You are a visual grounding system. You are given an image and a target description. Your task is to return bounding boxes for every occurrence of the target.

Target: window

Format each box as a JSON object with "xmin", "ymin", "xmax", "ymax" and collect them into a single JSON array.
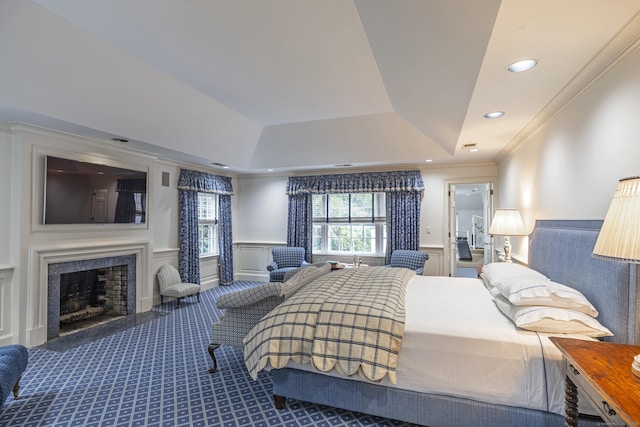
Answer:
[
  {"xmin": 133, "ymin": 193, "xmax": 145, "ymax": 223},
  {"xmin": 198, "ymin": 193, "xmax": 219, "ymax": 257},
  {"xmin": 312, "ymin": 193, "xmax": 386, "ymax": 255}
]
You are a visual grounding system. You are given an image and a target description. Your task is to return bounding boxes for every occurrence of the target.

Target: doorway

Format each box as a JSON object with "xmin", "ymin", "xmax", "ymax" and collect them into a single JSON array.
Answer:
[{"xmin": 447, "ymin": 182, "xmax": 494, "ymax": 277}]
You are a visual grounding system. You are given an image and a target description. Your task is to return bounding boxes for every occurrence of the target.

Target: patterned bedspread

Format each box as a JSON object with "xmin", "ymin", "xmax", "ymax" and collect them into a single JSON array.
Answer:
[{"xmin": 243, "ymin": 266, "xmax": 415, "ymax": 383}]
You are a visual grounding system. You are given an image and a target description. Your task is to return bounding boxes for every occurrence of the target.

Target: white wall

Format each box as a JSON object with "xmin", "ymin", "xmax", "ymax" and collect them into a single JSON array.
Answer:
[
  {"xmin": 421, "ymin": 165, "xmax": 497, "ymax": 275},
  {"xmin": 2, "ymin": 125, "xmax": 498, "ymax": 345},
  {"xmin": 0, "ymin": 126, "xmax": 16, "ymax": 345},
  {"xmin": 7, "ymin": 122, "xmax": 502, "ymax": 342},
  {"xmin": 235, "ymin": 174, "xmax": 289, "ymax": 243},
  {"xmin": 0, "ymin": 126, "xmax": 13, "ymax": 263},
  {"xmin": 497, "ymin": 45, "xmax": 640, "ymax": 261},
  {"xmin": 1, "ymin": 125, "xmax": 224, "ymax": 346},
  {"xmin": 235, "ymin": 163, "xmax": 498, "ymax": 278}
]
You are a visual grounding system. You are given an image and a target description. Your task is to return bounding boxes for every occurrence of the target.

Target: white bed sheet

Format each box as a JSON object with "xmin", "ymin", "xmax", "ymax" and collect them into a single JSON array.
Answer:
[
  {"xmin": 282, "ymin": 275, "xmax": 597, "ymax": 416},
  {"xmin": 398, "ymin": 275, "xmax": 567, "ymax": 414}
]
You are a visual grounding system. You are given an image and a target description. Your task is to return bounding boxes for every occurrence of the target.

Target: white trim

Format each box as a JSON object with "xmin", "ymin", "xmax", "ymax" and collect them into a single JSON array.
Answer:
[
  {"xmin": 31, "ymin": 144, "xmax": 151, "ymax": 234},
  {"xmin": 26, "ymin": 240, "xmax": 150, "ymax": 347},
  {"xmin": 0, "ymin": 266, "xmax": 14, "ymax": 344}
]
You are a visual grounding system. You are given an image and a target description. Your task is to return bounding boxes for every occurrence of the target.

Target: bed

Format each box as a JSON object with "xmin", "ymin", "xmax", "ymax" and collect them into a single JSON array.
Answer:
[{"xmin": 243, "ymin": 220, "xmax": 639, "ymax": 427}]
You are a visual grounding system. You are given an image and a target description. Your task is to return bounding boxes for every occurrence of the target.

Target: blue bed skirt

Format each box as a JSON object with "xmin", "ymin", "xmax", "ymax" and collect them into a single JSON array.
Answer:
[{"xmin": 273, "ymin": 368, "xmax": 603, "ymax": 427}]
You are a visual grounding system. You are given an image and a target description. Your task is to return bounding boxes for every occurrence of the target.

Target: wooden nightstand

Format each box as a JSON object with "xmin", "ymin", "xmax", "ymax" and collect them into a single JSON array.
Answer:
[{"xmin": 550, "ymin": 337, "xmax": 640, "ymax": 426}]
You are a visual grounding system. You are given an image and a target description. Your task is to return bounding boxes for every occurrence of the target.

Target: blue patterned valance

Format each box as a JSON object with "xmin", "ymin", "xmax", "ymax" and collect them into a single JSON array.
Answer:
[
  {"xmin": 286, "ymin": 170, "xmax": 424, "ymax": 195},
  {"xmin": 178, "ymin": 169, "xmax": 234, "ymax": 195}
]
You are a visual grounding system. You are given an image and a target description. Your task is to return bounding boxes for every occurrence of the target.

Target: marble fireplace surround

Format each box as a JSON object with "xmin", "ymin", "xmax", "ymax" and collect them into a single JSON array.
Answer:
[{"xmin": 28, "ymin": 241, "xmax": 150, "ymax": 347}]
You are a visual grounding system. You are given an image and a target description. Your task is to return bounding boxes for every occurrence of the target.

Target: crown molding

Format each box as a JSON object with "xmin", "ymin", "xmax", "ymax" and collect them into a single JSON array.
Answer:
[{"xmin": 496, "ymin": 11, "xmax": 640, "ymax": 162}]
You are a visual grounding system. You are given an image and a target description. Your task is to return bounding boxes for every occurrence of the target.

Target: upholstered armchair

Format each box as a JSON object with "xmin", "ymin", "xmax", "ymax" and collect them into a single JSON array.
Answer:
[
  {"xmin": 267, "ymin": 247, "xmax": 310, "ymax": 282},
  {"xmin": 0, "ymin": 345, "xmax": 28, "ymax": 408},
  {"xmin": 208, "ymin": 262, "xmax": 331, "ymax": 373},
  {"xmin": 156, "ymin": 264, "xmax": 200, "ymax": 308},
  {"xmin": 388, "ymin": 249, "xmax": 429, "ymax": 275}
]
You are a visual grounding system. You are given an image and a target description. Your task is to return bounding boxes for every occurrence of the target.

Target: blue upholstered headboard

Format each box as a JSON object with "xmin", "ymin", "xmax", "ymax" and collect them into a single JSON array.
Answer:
[{"xmin": 528, "ymin": 220, "xmax": 639, "ymax": 344}]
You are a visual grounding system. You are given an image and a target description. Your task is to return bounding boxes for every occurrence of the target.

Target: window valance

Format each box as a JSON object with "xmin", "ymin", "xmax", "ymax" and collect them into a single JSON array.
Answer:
[
  {"xmin": 117, "ymin": 179, "xmax": 146, "ymax": 193},
  {"xmin": 178, "ymin": 169, "xmax": 234, "ymax": 195},
  {"xmin": 286, "ymin": 170, "xmax": 424, "ymax": 195}
]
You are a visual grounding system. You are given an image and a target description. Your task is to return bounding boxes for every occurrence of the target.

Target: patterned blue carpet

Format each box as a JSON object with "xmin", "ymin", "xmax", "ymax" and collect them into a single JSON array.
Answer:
[{"xmin": 0, "ymin": 282, "xmax": 417, "ymax": 426}]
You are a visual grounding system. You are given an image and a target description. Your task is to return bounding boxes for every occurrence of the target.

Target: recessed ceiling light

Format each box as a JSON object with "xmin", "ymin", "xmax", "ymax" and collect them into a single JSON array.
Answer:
[
  {"xmin": 484, "ymin": 111, "xmax": 505, "ymax": 119},
  {"xmin": 267, "ymin": 168, "xmax": 274, "ymax": 172},
  {"xmin": 507, "ymin": 59, "xmax": 538, "ymax": 73},
  {"xmin": 424, "ymin": 159, "xmax": 433, "ymax": 163}
]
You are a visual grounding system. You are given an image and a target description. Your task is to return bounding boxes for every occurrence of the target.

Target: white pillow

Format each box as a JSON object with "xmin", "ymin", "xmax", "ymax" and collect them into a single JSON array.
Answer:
[
  {"xmin": 488, "ymin": 285, "xmax": 502, "ymax": 298},
  {"xmin": 494, "ymin": 295, "xmax": 612, "ymax": 338},
  {"xmin": 493, "ymin": 278, "xmax": 598, "ymax": 317},
  {"xmin": 481, "ymin": 262, "xmax": 549, "ymax": 288}
]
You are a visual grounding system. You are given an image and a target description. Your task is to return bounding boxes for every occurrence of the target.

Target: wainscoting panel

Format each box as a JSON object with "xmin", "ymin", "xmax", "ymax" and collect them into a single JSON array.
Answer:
[
  {"xmin": 311, "ymin": 254, "xmax": 385, "ymax": 267},
  {"xmin": 422, "ymin": 247, "xmax": 444, "ymax": 276},
  {"xmin": 0, "ymin": 266, "xmax": 13, "ymax": 345},
  {"xmin": 200, "ymin": 256, "xmax": 220, "ymax": 289},
  {"xmin": 234, "ymin": 243, "xmax": 277, "ymax": 282},
  {"xmin": 233, "ymin": 244, "xmax": 446, "ymax": 280}
]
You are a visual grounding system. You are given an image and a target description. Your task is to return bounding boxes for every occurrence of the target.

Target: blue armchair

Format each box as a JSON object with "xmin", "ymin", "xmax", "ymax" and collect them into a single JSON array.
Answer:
[
  {"xmin": 267, "ymin": 247, "xmax": 310, "ymax": 282},
  {"xmin": 388, "ymin": 250, "xmax": 429, "ymax": 275}
]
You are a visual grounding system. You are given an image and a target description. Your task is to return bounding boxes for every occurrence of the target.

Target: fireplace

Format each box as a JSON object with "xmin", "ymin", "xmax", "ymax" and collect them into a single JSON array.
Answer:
[
  {"xmin": 58, "ymin": 265, "xmax": 129, "ymax": 335},
  {"xmin": 48, "ymin": 255, "xmax": 136, "ymax": 339}
]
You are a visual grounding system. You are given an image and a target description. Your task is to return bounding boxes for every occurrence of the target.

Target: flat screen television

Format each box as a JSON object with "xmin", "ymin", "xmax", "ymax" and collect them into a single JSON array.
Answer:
[{"xmin": 44, "ymin": 155, "xmax": 147, "ymax": 225}]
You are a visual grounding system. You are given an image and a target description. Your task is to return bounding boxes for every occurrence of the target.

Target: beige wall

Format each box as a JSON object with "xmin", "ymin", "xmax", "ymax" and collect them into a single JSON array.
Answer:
[{"xmin": 497, "ymin": 45, "xmax": 640, "ymax": 261}]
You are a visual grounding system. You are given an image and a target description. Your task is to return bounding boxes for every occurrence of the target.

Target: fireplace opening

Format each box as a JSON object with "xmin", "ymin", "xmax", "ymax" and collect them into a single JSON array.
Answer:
[
  {"xmin": 48, "ymin": 254, "xmax": 136, "ymax": 340},
  {"xmin": 58, "ymin": 265, "xmax": 128, "ymax": 336}
]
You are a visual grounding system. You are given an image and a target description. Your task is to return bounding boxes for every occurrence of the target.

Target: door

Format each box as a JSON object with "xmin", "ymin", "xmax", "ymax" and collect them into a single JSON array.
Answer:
[
  {"xmin": 448, "ymin": 184, "xmax": 457, "ymax": 276},
  {"xmin": 92, "ymin": 189, "xmax": 108, "ymax": 223},
  {"xmin": 484, "ymin": 183, "xmax": 494, "ymax": 263},
  {"xmin": 447, "ymin": 181, "xmax": 495, "ymax": 277}
]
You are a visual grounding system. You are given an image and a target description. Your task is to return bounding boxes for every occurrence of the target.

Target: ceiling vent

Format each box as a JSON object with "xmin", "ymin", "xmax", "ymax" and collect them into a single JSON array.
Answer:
[{"xmin": 462, "ymin": 144, "xmax": 478, "ymax": 152}]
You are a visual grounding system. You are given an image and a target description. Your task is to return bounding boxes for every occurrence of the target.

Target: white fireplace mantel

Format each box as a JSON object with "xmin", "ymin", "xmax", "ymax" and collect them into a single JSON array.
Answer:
[{"xmin": 27, "ymin": 240, "xmax": 151, "ymax": 347}]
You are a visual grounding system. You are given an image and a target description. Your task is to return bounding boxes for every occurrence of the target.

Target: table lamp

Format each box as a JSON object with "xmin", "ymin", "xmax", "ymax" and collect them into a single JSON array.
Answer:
[
  {"xmin": 592, "ymin": 176, "xmax": 640, "ymax": 377},
  {"xmin": 489, "ymin": 209, "xmax": 527, "ymax": 262}
]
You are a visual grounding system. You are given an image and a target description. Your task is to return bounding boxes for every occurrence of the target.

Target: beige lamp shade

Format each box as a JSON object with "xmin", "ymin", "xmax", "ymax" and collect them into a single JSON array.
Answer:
[
  {"xmin": 593, "ymin": 176, "xmax": 640, "ymax": 263},
  {"xmin": 489, "ymin": 209, "xmax": 527, "ymax": 236}
]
